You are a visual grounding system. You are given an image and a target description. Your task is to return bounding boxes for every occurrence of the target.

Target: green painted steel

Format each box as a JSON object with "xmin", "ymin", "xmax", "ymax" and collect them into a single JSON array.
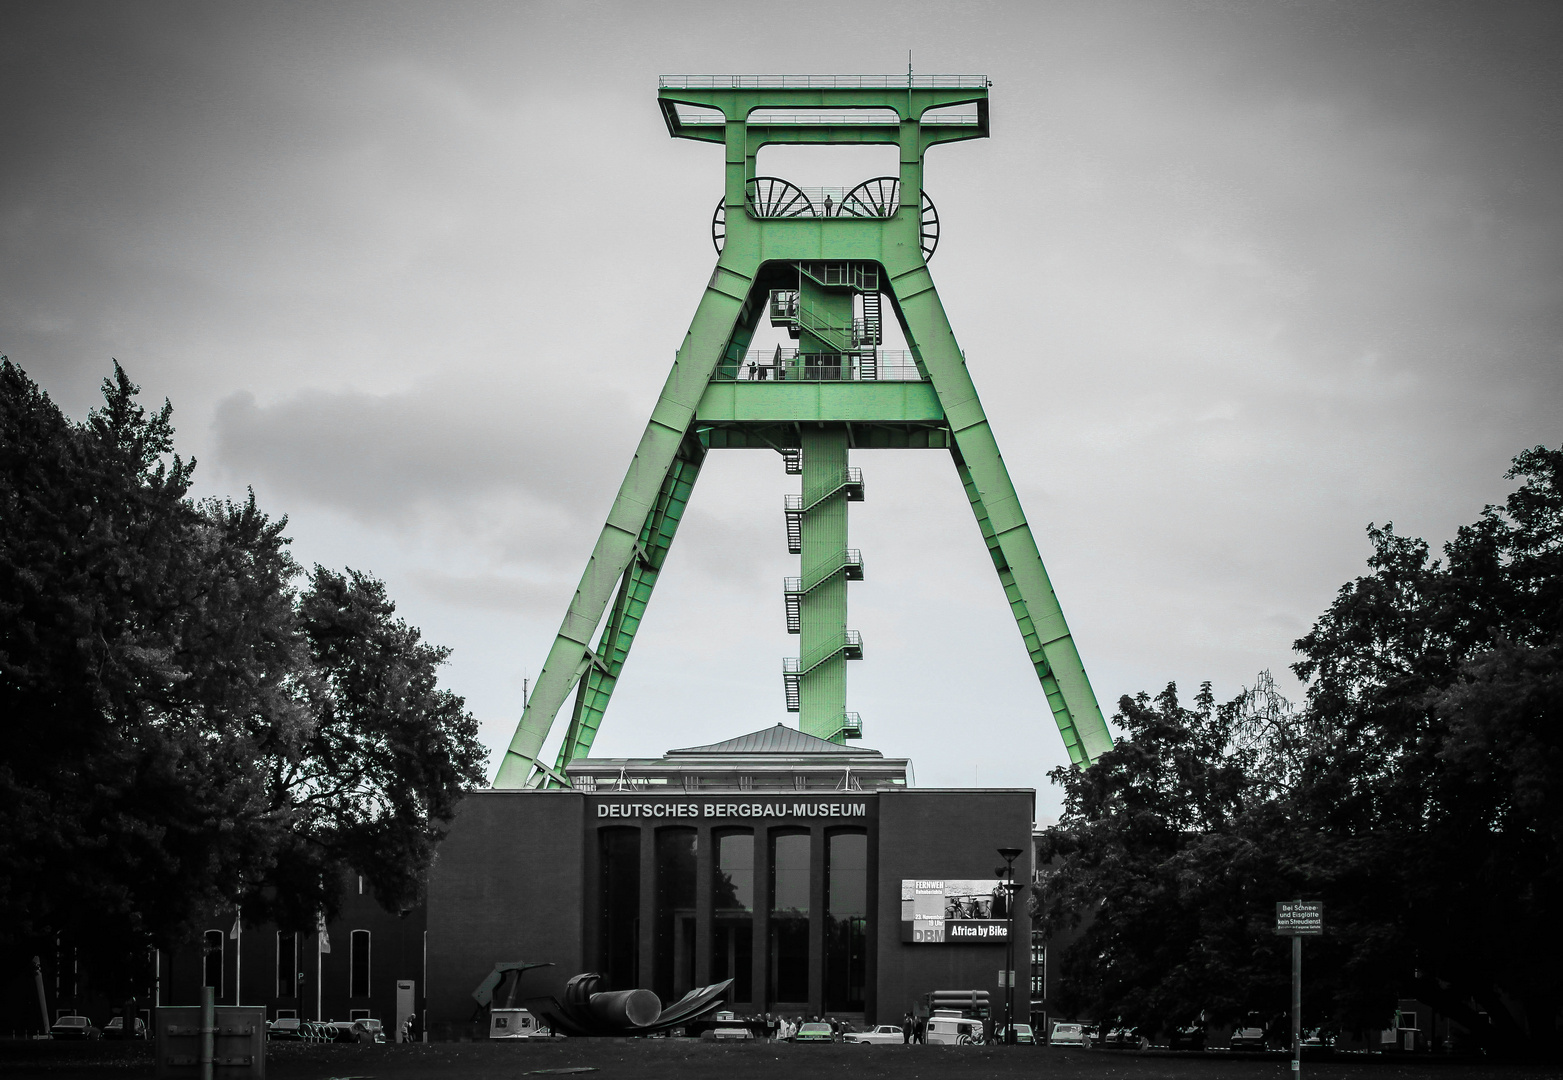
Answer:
[
  {"xmin": 796, "ymin": 425, "xmax": 854, "ymax": 741},
  {"xmin": 493, "ymin": 75, "xmax": 1112, "ymax": 789},
  {"xmin": 552, "ymin": 442, "xmax": 705, "ymax": 769}
]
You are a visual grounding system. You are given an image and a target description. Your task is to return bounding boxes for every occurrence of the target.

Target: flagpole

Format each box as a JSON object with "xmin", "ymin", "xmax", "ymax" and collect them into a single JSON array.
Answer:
[{"xmin": 234, "ymin": 911, "xmax": 241, "ymax": 1007}]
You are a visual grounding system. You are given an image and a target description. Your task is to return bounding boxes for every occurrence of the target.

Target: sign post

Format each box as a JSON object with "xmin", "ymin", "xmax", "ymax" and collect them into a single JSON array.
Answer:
[{"xmin": 1275, "ymin": 901, "xmax": 1324, "ymax": 1075}]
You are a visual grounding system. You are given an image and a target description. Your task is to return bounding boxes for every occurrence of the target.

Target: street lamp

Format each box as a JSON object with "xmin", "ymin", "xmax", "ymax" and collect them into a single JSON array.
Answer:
[{"xmin": 997, "ymin": 846, "xmax": 1023, "ymax": 1045}]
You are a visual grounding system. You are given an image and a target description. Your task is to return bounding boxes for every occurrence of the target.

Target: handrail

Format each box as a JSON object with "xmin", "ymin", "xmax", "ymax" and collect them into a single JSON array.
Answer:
[
  {"xmin": 750, "ymin": 187, "xmax": 896, "ymax": 219},
  {"xmin": 660, "ymin": 74, "xmax": 990, "ymax": 89},
  {"xmin": 803, "ymin": 467, "xmax": 863, "ymax": 512},
  {"xmin": 784, "ymin": 629, "xmax": 864, "ymax": 678},
  {"xmin": 785, "ymin": 549, "xmax": 864, "ymax": 595},
  {"xmin": 795, "ymin": 302, "xmax": 857, "ymax": 350},
  {"xmin": 722, "ymin": 351, "xmax": 925, "ymax": 383}
]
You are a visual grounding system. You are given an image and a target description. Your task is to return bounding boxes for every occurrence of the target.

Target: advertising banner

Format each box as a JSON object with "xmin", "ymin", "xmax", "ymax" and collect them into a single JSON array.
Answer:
[{"xmin": 900, "ymin": 879, "xmax": 1011, "ymax": 943}]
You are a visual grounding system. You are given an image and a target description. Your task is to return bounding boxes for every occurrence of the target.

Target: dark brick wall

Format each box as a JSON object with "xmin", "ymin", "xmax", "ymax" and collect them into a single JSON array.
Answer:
[
  {"xmin": 425, "ymin": 789, "xmax": 586, "ymax": 1036},
  {"xmin": 874, "ymin": 789, "xmax": 1034, "ymax": 1025}
]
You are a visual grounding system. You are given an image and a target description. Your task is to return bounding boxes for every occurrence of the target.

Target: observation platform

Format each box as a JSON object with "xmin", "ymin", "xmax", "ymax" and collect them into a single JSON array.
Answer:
[{"xmin": 658, "ymin": 73, "xmax": 990, "ymax": 143}]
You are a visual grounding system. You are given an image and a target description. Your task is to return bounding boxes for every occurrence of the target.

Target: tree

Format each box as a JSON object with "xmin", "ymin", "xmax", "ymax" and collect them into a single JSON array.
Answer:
[
  {"xmin": 1034, "ymin": 683, "xmax": 1304, "ymax": 1035},
  {"xmin": 1036, "ymin": 447, "xmax": 1563, "ymax": 1057},
  {"xmin": 1287, "ymin": 446, "xmax": 1563, "ymax": 1051},
  {"xmin": 0, "ymin": 358, "xmax": 487, "ymax": 994}
]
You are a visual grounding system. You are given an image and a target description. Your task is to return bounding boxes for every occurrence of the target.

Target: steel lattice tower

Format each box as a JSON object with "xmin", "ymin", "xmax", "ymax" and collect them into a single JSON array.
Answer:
[{"xmin": 494, "ymin": 74, "xmax": 1113, "ymax": 788}]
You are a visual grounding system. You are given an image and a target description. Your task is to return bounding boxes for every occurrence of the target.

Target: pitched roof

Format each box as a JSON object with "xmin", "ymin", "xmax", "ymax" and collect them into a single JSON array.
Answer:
[{"xmin": 667, "ymin": 723, "xmax": 882, "ymax": 757}]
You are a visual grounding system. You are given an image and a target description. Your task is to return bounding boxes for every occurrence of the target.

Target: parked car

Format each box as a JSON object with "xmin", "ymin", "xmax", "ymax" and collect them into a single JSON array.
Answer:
[
  {"xmin": 49, "ymin": 1016, "xmax": 100, "ymax": 1041},
  {"xmin": 791, "ymin": 1022, "xmax": 836, "ymax": 1043},
  {"xmin": 925, "ymin": 1016, "xmax": 985, "ymax": 1045},
  {"xmin": 710, "ymin": 1026, "xmax": 754, "ymax": 1040},
  {"xmin": 103, "ymin": 1016, "xmax": 147, "ymax": 1040},
  {"xmin": 1301, "ymin": 1027, "xmax": 1336, "ymax": 1054},
  {"xmin": 1229, "ymin": 1025, "xmax": 1267, "ymax": 1050},
  {"xmin": 844, "ymin": 1024, "xmax": 907, "ymax": 1045},
  {"xmin": 992, "ymin": 1023, "xmax": 1036, "ymax": 1044},
  {"xmin": 324, "ymin": 1019, "xmax": 385, "ymax": 1044},
  {"xmin": 1049, "ymin": 1022, "xmax": 1088, "ymax": 1047},
  {"xmin": 1168, "ymin": 1022, "xmax": 1206, "ymax": 1050},
  {"xmin": 1103, "ymin": 1024, "xmax": 1142, "ymax": 1049}
]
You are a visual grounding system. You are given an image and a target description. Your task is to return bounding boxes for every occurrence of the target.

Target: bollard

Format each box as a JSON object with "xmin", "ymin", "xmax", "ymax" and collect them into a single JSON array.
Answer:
[{"xmin": 199, "ymin": 987, "xmax": 215, "ymax": 1080}]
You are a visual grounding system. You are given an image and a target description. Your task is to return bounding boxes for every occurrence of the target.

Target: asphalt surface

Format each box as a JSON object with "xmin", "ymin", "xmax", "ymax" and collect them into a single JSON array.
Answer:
[{"xmin": 1, "ymin": 1039, "xmax": 1553, "ymax": 1079}]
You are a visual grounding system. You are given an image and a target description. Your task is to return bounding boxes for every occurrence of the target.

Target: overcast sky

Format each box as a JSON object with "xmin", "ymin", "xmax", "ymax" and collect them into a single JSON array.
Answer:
[{"xmin": 4, "ymin": 1, "xmax": 1559, "ymax": 816}]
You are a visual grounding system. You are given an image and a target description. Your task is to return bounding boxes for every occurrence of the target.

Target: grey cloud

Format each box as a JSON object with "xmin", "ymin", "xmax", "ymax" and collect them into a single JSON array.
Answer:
[{"xmin": 212, "ymin": 379, "xmax": 637, "ymax": 528}]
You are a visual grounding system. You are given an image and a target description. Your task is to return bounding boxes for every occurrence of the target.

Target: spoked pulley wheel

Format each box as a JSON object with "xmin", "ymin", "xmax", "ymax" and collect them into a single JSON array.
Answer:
[
  {"xmin": 746, "ymin": 176, "xmax": 814, "ymax": 218},
  {"xmin": 839, "ymin": 176, "xmax": 940, "ymax": 261},
  {"xmin": 712, "ymin": 199, "xmax": 726, "ymax": 254},
  {"xmin": 919, "ymin": 189, "xmax": 939, "ymax": 261},
  {"xmin": 840, "ymin": 176, "xmax": 901, "ymax": 218}
]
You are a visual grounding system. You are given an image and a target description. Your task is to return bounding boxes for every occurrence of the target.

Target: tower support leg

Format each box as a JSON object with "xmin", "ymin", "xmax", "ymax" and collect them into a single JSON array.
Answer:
[
  {"xmin": 549, "ymin": 441, "xmax": 706, "ymax": 779},
  {"xmin": 890, "ymin": 264, "xmax": 1114, "ymax": 766},
  {"xmin": 493, "ymin": 268, "xmax": 752, "ymax": 787}
]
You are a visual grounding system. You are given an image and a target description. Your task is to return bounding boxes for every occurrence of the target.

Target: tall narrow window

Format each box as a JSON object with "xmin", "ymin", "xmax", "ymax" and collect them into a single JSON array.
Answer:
[
  {"xmin": 597, "ymin": 829, "xmax": 641, "ymax": 990},
  {"xmin": 711, "ymin": 830, "xmax": 753, "ymax": 1003},
  {"xmin": 769, "ymin": 831, "xmax": 810, "ymax": 1004},
  {"xmin": 824, "ymin": 830, "xmax": 867, "ymax": 1011},
  {"xmin": 654, "ymin": 828, "xmax": 697, "ymax": 1005},
  {"xmin": 350, "ymin": 930, "xmax": 371, "ymax": 998},
  {"xmin": 276, "ymin": 932, "xmax": 298, "ymax": 999},
  {"xmin": 202, "ymin": 930, "xmax": 223, "ymax": 994}
]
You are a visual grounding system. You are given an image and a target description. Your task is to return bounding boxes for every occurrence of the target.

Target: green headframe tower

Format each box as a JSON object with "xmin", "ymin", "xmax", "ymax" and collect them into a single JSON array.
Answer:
[{"xmin": 494, "ymin": 74, "xmax": 1113, "ymax": 789}]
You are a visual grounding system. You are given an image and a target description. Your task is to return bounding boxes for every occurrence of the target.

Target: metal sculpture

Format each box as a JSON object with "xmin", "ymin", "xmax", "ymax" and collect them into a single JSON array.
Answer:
[
  {"xmin": 475, "ymin": 964, "xmax": 732, "ymax": 1037},
  {"xmin": 523, "ymin": 973, "xmax": 734, "ymax": 1037},
  {"xmin": 494, "ymin": 74, "xmax": 1114, "ymax": 789}
]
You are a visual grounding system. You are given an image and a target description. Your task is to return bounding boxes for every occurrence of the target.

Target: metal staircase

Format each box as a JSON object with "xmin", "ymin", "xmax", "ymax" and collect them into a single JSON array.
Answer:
[
  {"xmin": 862, "ymin": 290, "xmax": 882, "ymax": 345},
  {"xmin": 783, "ymin": 630, "xmax": 864, "ymax": 709},
  {"xmin": 783, "ymin": 549, "xmax": 864, "ymax": 633}
]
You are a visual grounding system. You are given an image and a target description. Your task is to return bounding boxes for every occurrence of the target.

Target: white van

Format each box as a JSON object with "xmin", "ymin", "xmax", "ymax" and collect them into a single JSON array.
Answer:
[
  {"xmin": 925, "ymin": 1017, "xmax": 985, "ymax": 1045},
  {"xmin": 490, "ymin": 1008, "xmax": 550, "ymax": 1039}
]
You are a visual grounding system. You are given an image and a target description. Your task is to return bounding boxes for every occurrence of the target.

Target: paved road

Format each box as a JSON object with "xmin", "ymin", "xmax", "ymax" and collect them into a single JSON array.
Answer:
[{"xmin": 1, "ymin": 1040, "xmax": 1552, "ymax": 1080}]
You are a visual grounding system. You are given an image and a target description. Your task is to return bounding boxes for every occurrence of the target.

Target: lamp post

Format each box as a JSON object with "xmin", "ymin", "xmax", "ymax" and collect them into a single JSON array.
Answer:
[{"xmin": 998, "ymin": 846, "xmax": 1023, "ymax": 1045}]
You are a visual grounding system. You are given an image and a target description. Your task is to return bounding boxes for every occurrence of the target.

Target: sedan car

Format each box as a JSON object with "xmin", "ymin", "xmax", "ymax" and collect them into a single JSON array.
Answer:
[
  {"xmin": 791, "ymin": 1022, "xmax": 836, "ymax": 1042},
  {"xmin": 49, "ymin": 1016, "xmax": 100, "ymax": 1040},
  {"xmin": 993, "ymin": 1024, "xmax": 1036, "ymax": 1044},
  {"xmin": 103, "ymin": 1016, "xmax": 147, "ymax": 1040},
  {"xmin": 267, "ymin": 1017, "xmax": 305, "ymax": 1041},
  {"xmin": 1049, "ymin": 1022, "xmax": 1088, "ymax": 1046},
  {"xmin": 1168, "ymin": 1023, "xmax": 1206, "ymax": 1050},
  {"xmin": 1103, "ymin": 1025, "xmax": 1143, "ymax": 1049},
  {"xmin": 844, "ymin": 1024, "xmax": 907, "ymax": 1045}
]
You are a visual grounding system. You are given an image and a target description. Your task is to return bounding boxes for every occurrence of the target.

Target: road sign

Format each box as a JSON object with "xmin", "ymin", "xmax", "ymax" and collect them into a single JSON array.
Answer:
[{"xmin": 1275, "ymin": 900, "xmax": 1323, "ymax": 936}]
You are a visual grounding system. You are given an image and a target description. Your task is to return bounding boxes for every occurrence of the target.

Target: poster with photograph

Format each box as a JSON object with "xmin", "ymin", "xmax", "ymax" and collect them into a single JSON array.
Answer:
[{"xmin": 900, "ymin": 879, "xmax": 1011, "ymax": 943}]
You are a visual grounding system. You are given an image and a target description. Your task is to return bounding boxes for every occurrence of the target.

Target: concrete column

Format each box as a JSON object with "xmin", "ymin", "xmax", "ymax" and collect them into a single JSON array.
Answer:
[
  {"xmin": 808, "ymin": 823, "xmax": 827, "ymax": 1017},
  {"xmin": 753, "ymin": 827, "xmax": 772, "ymax": 1013},
  {"xmin": 695, "ymin": 825, "xmax": 713, "ymax": 988},
  {"xmin": 637, "ymin": 825, "xmax": 655, "ymax": 991}
]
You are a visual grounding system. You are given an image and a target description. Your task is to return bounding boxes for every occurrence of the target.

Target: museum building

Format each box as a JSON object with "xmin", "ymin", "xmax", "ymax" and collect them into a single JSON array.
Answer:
[
  {"xmin": 15, "ymin": 725, "xmax": 1034, "ymax": 1039},
  {"xmin": 424, "ymin": 724, "xmax": 1035, "ymax": 1035}
]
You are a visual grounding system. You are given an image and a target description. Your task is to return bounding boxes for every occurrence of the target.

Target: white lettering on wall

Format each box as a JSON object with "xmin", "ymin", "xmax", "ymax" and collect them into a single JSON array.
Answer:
[{"xmin": 595, "ymin": 800, "xmax": 868, "ymax": 819}]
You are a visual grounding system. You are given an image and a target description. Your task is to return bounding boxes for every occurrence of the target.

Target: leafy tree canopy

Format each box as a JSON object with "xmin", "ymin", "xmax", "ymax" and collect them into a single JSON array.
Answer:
[
  {"xmin": 0, "ymin": 358, "xmax": 487, "ymax": 989},
  {"xmin": 1037, "ymin": 447, "xmax": 1563, "ymax": 1058}
]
